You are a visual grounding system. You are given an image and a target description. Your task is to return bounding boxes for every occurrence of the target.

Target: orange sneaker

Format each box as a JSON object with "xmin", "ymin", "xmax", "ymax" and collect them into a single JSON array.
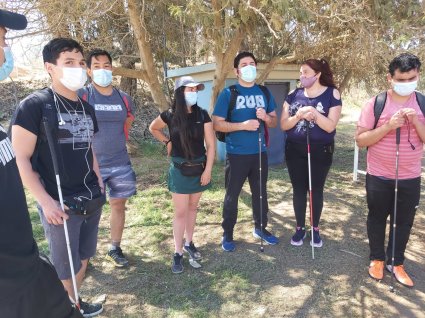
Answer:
[
  {"xmin": 386, "ymin": 265, "xmax": 414, "ymax": 288},
  {"xmin": 368, "ymin": 260, "xmax": 384, "ymax": 280}
]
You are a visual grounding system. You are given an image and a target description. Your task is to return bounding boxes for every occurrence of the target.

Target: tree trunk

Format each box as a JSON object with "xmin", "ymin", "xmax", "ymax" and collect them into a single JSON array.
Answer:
[
  {"xmin": 208, "ymin": 0, "xmax": 245, "ymax": 113},
  {"xmin": 119, "ymin": 34, "xmax": 138, "ymax": 97},
  {"xmin": 127, "ymin": 0, "xmax": 169, "ymax": 111},
  {"xmin": 113, "ymin": 66, "xmax": 147, "ymax": 80},
  {"xmin": 339, "ymin": 70, "xmax": 353, "ymax": 95}
]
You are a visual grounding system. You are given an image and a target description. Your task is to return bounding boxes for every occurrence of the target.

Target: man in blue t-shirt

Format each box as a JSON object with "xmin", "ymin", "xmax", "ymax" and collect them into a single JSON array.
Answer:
[
  {"xmin": 212, "ymin": 51, "xmax": 279, "ymax": 251},
  {"xmin": 79, "ymin": 49, "xmax": 137, "ymax": 268}
]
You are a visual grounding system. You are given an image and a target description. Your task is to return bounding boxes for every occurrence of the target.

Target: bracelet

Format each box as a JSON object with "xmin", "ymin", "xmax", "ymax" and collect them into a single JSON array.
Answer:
[{"xmin": 163, "ymin": 140, "xmax": 171, "ymax": 146}]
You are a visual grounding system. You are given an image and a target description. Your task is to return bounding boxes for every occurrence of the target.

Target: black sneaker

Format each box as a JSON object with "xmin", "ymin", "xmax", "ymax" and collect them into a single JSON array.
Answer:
[
  {"xmin": 79, "ymin": 298, "xmax": 103, "ymax": 318},
  {"xmin": 290, "ymin": 227, "xmax": 306, "ymax": 246},
  {"xmin": 172, "ymin": 253, "xmax": 183, "ymax": 274},
  {"xmin": 184, "ymin": 241, "xmax": 202, "ymax": 261},
  {"xmin": 107, "ymin": 247, "xmax": 129, "ymax": 268}
]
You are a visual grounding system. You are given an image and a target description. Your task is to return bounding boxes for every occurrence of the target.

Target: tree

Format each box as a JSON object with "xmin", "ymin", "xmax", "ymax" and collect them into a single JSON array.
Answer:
[{"xmin": 4, "ymin": 0, "xmax": 425, "ymax": 111}]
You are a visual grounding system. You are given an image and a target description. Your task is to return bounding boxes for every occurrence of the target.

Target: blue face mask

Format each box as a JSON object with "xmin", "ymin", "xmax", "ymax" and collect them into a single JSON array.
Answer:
[
  {"xmin": 392, "ymin": 80, "xmax": 418, "ymax": 97},
  {"xmin": 184, "ymin": 91, "xmax": 197, "ymax": 106},
  {"xmin": 0, "ymin": 47, "xmax": 14, "ymax": 81},
  {"xmin": 92, "ymin": 69, "xmax": 113, "ymax": 87},
  {"xmin": 239, "ymin": 65, "xmax": 257, "ymax": 83}
]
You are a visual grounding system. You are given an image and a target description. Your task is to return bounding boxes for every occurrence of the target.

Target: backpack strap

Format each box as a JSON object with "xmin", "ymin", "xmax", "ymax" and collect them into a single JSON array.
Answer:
[
  {"xmin": 31, "ymin": 88, "xmax": 63, "ymax": 173},
  {"xmin": 114, "ymin": 88, "xmax": 133, "ymax": 116},
  {"xmin": 373, "ymin": 91, "xmax": 387, "ymax": 129},
  {"xmin": 227, "ymin": 85, "xmax": 239, "ymax": 122},
  {"xmin": 258, "ymin": 84, "xmax": 271, "ymax": 105},
  {"xmin": 81, "ymin": 92, "xmax": 88, "ymax": 103},
  {"xmin": 415, "ymin": 91, "xmax": 425, "ymax": 117},
  {"xmin": 114, "ymin": 88, "xmax": 134, "ymax": 140}
]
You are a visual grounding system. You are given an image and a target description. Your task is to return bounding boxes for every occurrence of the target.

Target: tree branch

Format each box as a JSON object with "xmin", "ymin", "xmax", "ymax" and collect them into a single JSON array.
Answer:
[
  {"xmin": 246, "ymin": 0, "xmax": 279, "ymax": 39},
  {"xmin": 257, "ymin": 54, "xmax": 297, "ymax": 83},
  {"xmin": 113, "ymin": 66, "xmax": 148, "ymax": 81}
]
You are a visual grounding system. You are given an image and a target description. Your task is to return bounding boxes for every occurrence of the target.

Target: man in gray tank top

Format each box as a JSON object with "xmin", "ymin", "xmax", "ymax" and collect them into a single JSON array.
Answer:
[{"xmin": 79, "ymin": 49, "xmax": 137, "ymax": 268}]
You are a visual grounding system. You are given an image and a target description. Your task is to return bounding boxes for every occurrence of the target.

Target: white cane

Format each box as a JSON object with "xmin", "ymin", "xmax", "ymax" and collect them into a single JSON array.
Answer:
[{"xmin": 43, "ymin": 118, "xmax": 80, "ymax": 309}]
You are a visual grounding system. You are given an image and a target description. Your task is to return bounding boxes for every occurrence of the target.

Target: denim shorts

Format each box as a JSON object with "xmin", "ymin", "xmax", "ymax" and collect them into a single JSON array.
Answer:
[
  {"xmin": 38, "ymin": 206, "xmax": 102, "ymax": 280},
  {"xmin": 100, "ymin": 164, "xmax": 137, "ymax": 199}
]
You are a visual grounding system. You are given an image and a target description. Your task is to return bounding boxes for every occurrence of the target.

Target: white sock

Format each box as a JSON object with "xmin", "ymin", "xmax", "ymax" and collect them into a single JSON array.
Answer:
[{"xmin": 109, "ymin": 244, "xmax": 119, "ymax": 251}]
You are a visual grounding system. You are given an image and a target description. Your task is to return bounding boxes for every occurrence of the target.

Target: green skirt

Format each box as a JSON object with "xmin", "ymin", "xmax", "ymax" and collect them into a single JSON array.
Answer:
[{"xmin": 168, "ymin": 156, "xmax": 212, "ymax": 194}]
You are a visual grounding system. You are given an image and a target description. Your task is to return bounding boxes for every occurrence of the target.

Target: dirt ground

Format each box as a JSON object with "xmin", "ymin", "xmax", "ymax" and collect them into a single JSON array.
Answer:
[{"xmin": 72, "ymin": 106, "xmax": 425, "ymax": 318}]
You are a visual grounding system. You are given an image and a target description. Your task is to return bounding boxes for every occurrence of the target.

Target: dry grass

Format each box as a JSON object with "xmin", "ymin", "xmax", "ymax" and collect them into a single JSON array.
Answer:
[{"xmin": 28, "ymin": 105, "xmax": 425, "ymax": 318}]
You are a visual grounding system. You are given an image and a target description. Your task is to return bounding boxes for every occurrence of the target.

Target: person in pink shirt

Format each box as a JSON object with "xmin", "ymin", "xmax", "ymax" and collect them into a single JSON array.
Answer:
[{"xmin": 356, "ymin": 53, "xmax": 425, "ymax": 288}]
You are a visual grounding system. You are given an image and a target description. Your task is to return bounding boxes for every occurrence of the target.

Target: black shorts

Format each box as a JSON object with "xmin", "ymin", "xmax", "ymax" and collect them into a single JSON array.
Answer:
[{"xmin": 0, "ymin": 256, "xmax": 83, "ymax": 318}]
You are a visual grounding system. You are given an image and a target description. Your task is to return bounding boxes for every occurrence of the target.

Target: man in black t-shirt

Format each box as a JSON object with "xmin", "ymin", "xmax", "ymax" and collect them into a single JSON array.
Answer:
[
  {"xmin": 0, "ymin": 9, "xmax": 82, "ymax": 318},
  {"xmin": 11, "ymin": 38, "xmax": 105, "ymax": 317}
]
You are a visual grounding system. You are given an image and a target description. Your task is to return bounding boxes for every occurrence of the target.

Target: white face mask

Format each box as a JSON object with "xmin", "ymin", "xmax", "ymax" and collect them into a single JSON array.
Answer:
[
  {"xmin": 185, "ymin": 91, "xmax": 197, "ymax": 106},
  {"xmin": 392, "ymin": 80, "xmax": 418, "ymax": 97},
  {"xmin": 59, "ymin": 67, "xmax": 87, "ymax": 91},
  {"xmin": 92, "ymin": 69, "xmax": 112, "ymax": 87},
  {"xmin": 239, "ymin": 65, "xmax": 257, "ymax": 83}
]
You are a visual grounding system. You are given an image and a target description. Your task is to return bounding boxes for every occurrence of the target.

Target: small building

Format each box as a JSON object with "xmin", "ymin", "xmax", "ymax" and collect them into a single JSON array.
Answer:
[{"xmin": 167, "ymin": 62, "xmax": 300, "ymax": 165}]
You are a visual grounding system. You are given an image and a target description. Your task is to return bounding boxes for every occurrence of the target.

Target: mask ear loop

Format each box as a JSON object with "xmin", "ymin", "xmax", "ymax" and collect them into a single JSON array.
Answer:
[
  {"xmin": 404, "ymin": 115, "xmax": 416, "ymax": 150},
  {"xmin": 77, "ymin": 96, "xmax": 94, "ymax": 201},
  {"xmin": 52, "ymin": 90, "xmax": 66, "ymax": 126}
]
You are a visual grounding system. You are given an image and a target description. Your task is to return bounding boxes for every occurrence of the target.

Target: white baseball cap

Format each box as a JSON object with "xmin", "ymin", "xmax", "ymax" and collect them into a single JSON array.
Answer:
[{"xmin": 174, "ymin": 76, "xmax": 205, "ymax": 91}]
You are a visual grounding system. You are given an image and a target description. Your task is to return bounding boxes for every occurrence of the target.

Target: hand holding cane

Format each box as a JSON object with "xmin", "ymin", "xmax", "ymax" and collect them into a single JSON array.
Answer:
[
  {"xmin": 43, "ymin": 118, "xmax": 80, "ymax": 308},
  {"xmin": 389, "ymin": 127, "xmax": 401, "ymax": 293}
]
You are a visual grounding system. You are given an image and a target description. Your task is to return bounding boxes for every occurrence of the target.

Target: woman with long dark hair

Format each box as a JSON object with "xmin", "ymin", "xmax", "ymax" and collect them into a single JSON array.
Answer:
[
  {"xmin": 149, "ymin": 76, "xmax": 215, "ymax": 273},
  {"xmin": 280, "ymin": 59, "xmax": 342, "ymax": 247}
]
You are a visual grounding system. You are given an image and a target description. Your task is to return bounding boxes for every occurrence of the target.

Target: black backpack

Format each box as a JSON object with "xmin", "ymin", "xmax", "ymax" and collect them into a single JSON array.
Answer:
[
  {"xmin": 216, "ymin": 84, "xmax": 271, "ymax": 142},
  {"xmin": 373, "ymin": 91, "xmax": 425, "ymax": 129}
]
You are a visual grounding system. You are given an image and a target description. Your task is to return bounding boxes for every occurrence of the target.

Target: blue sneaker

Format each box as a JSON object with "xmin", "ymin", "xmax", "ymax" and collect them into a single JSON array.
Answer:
[
  {"xmin": 253, "ymin": 228, "xmax": 279, "ymax": 245},
  {"xmin": 310, "ymin": 227, "xmax": 323, "ymax": 248},
  {"xmin": 222, "ymin": 234, "xmax": 235, "ymax": 252},
  {"xmin": 290, "ymin": 227, "xmax": 306, "ymax": 246}
]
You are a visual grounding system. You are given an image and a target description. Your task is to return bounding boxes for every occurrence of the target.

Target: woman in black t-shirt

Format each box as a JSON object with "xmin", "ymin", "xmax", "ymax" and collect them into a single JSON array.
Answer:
[{"xmin": 149, "ymin": 76, "xmax": 215, "ymax": 273}]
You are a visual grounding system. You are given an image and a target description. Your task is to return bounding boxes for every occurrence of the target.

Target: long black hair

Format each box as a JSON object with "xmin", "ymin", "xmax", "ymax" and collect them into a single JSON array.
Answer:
[{"xmin": 170, "ymin": 86, "xmax": 198, "ymax": 159}]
